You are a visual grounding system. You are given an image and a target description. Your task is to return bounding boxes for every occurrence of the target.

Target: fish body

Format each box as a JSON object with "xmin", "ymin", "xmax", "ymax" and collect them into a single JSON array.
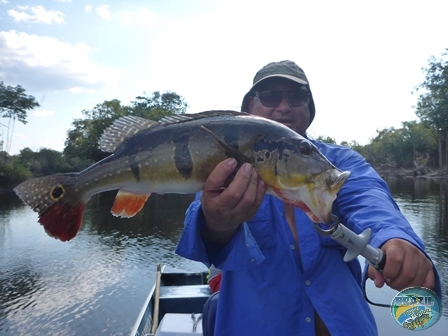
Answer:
[{"xmin": 14, "ymin": 110, "xmax": 350, "ymax": 241}]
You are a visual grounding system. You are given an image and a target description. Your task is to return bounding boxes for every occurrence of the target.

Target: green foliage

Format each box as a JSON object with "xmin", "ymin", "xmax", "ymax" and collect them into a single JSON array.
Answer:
[
  {"xmin": 401, "ymin": 121, "xmax": 437, "ymax": 155},
  {"xmin": 0, "ymin": 81, "xmax": 40, "ymax": 124},
  {"xmin": 0, "ymin": 155, "xmax": 32, "ymax": 185},
  {"xmin": 64, "ymin": 92, "xmax": 187, "ymax": 165},
  {"xmin": 367, "ymin": 127, "xmax": 412, "ymax": 167},
  {"xmin": 361, "ymin": 122, "xmax": 438, "ymax": 168},
  {"xmin": 0, "ymin": 81, "xmax": 40, "ymax": 154},
  {"xmin": 17, "ymin": 147, "xmax": 72, "ymax": 177},
  {"xmin": 413, "ymin": 49, "xmax": 448, "ymax": 168},
  {"xmin": 414, "ymin": 49, "xmax": 448, "ymax": 131},
  {"xmin": 130, "ymin": 91, "xmax": 188, "ymax": 120},
  {"xmin": 64, "ymin": 99, "xmax": 130, "ymax": 164},
  {"xmin": 315, "ymin": 135, "xmax": 337, "ymax": 144}
]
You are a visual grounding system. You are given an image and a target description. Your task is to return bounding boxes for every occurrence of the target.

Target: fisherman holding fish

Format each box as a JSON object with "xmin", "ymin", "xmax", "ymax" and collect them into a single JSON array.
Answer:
[
  {"xmin": 14, "ymin": 59, "xmax": 441, "ymax": 335},
  {"xmin": 175, "ymin": 61, "xmax": 441, "ymax": 335}
]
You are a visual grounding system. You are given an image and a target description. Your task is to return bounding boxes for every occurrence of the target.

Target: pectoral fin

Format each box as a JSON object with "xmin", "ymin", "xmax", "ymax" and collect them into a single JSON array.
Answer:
[
  {"xmin": 111, "ymin": 190, "xmax": 150, "ymax": 218},
  {"xmin": 201, "ymin": 126, "xmax": 250, "ymax": 166}
]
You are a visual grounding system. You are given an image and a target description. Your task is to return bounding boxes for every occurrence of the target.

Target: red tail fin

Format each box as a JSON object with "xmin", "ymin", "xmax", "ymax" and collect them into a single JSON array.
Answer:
[{"xmin": 38, "ymin": 202, "xmax": 86, "ymax": 242}]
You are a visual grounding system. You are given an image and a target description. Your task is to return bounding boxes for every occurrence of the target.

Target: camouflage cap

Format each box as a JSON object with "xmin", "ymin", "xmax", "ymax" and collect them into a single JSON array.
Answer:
[{"xmin": 241, "ymin": 60, "xmax": 316, "ymax": 125}]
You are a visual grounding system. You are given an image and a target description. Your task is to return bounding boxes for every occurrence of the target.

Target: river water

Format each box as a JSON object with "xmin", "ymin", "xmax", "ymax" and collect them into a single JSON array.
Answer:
[{"xmin": 0, "ymin": 178, "xmax": 447, "ymax": 335}]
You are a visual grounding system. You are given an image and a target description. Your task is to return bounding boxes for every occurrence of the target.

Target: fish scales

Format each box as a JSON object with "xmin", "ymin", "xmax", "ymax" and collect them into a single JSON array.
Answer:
[{"xmin": 14, "ymin": 110, "xmax": 351, "ymax": 241}]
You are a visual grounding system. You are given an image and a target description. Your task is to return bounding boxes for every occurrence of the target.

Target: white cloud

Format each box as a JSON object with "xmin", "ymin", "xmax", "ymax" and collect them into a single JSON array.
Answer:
[
  {"xmin": 96, "ymin": 5, "xmax": 111, "ymax": 20},
  {"xmin": 8, "ymin": 5, "xmax": 64, "ymax": 24},
  {"xmin": 0, "ymin": 30, "xmax": 125, "ymax": 93},
  {"xmin": 54, "ymin": 0, "xmax": 72, "ymax": 2},
  {"xmin": 85, "ymin": 5, "xmax": 92, "ymax": 12},
  {"xmin": 15, "ymin": 133, "xmax": 27, "ymax": 140},
  {"xmin": 1, "ymin": 0, "xmax": 10, "ymax": 4},
  {"xmin": 32, "ymin": 110, "xmax": 54, "ymax": 118},
  {"xmin": 120, "ymin": 7, "xmax": 157, "ymax": 26}
]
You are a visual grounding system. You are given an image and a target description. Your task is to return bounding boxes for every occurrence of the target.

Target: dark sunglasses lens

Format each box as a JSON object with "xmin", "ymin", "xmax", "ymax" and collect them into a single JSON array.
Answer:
[
  {"xmin": 288, "ymin": 91, "xmax": 309, "ymax": 107},
  {"xmin": 259, "ymin": 91, "xmax": 282, "ymax": 107}
]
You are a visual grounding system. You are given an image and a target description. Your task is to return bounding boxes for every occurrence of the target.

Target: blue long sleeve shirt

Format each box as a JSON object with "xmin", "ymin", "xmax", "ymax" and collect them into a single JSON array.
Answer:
[{"xmin": 176, "ymin": 141, "xmax": 441, "ymax": 336}]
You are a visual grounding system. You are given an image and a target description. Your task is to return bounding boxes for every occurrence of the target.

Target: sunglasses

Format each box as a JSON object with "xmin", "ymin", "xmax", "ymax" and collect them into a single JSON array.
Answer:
[{"xmin": 253, "ymin": 90, "xmax": 309, "ymax": 108}]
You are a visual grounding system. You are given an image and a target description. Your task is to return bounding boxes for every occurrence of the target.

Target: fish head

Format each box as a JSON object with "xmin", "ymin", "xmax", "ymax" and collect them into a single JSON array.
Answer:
[{"xmin": 253, "ymin": 136, "xmax": 350, "ymax": 224}]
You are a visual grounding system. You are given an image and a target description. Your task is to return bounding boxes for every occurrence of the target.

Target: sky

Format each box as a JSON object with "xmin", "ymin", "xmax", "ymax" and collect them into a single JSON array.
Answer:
[{"xmin": 0, "ymin": 0, "xmax": 447, "ymax": 155}]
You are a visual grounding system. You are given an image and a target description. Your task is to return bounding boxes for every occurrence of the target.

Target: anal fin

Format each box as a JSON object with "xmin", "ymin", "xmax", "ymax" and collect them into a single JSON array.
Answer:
[{"xmin": 111, "ymin": 190, "xmax": 150, "ymax": 218}]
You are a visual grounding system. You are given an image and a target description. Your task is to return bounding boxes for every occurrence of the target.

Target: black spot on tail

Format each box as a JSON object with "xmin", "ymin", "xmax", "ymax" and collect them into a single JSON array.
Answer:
[{"xmin": 51, "ymin": 185, "xmax": 65, "ymax": 200}]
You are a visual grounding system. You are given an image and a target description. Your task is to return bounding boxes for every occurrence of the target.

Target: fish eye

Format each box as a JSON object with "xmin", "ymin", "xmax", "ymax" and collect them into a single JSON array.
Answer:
[{"xmin": 299, "ymin": 141, "xmax": 313, "ymax": 156}]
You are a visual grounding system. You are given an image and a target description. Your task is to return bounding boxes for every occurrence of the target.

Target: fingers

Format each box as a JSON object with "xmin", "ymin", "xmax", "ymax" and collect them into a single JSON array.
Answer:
[
  {"xmin": 367, "ymin": 266, "xmax": 386, "ymax": 288},
  {"xmin": 202, "ymin": 158, "xmax": 238, "ymax": 199},
  {"xmin": 201, "ymin": 159, "xmax": 267, "ymax": 242},
  {"xmin": 377, "ymin": 239, "xmax": 435, "ymax": 291},
  {"xmin": 422, "ymin": 268, "xmax": 435, "ymax": 290},
  {"xmin": 230, "ymin": 166, "xmax": 267, "ymax": 218}
]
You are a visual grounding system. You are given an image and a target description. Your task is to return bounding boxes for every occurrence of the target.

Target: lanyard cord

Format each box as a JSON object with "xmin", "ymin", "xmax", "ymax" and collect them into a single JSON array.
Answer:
[{"xmin": 362, "ymin": 275, "xmax": 392, "ymax": 308}]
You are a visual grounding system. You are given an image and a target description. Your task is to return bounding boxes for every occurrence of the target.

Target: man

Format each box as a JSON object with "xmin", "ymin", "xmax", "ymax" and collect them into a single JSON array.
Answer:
[{"xmin": 176, "ymin": 60, "xmax": 440, "ymax": 335}]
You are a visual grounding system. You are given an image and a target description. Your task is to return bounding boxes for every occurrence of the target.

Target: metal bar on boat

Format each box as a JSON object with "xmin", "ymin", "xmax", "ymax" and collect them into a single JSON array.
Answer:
[{"xmin": 151, "ymin": 264, "xmax": 162, "ymax": 334}]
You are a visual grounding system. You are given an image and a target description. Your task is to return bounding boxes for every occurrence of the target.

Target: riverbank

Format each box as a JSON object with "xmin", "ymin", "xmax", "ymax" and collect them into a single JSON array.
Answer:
[{"xmin": 374, "ymin": 165, "xmax": 447, "ymax": 179}]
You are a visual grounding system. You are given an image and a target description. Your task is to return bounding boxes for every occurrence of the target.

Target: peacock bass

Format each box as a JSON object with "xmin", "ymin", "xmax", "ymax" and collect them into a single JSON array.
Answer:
[{"xmin": 14, "ymin": 110, "xmax": 350, "ymax": 241}]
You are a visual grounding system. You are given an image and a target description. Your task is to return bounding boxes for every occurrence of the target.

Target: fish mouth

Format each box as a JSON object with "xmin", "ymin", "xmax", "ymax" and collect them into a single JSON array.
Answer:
[
  {"xmin": 269, "ymin": 168, "xmax": 351, "ymax": 224},
  {"xmin": 330, "ymin": 170, "xmax": 351, "ymax": 193},
  {"xmin": 304, "ymin": 169, "xmax": 351, "ymax": 224}
]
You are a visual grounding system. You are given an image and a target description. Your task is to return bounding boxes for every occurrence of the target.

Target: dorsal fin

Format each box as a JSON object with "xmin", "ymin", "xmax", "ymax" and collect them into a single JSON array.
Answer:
[
  {"xmin": 100, "ymin": 111, "xmax": 249, "ymax": 152},
  {"xmin": 159, "ymin": 110, "xmax": 249, "ymax": 125},
  {"xmin": 99, "ymin": 116, "xmax": 158, "ymax": 152}
]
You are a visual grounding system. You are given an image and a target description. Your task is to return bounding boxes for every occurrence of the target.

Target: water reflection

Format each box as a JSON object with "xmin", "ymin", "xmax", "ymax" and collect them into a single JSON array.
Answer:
[
  {"xmin": 384, "ymin": 178, "xmax": 448, "ymax": 313},
  {"xmin": 1, "ymin": 180, "xmax": 447, "ymax": 335}
]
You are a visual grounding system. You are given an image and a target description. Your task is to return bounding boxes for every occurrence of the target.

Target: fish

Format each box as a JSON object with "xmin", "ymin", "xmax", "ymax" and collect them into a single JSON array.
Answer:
[
  {"xmin": 403, "ymin": 313, "xmax": 432, "ymax": 330},
  {"xmin": 14, "ymin": 110, "xmax": 350, "ymax": 242}
]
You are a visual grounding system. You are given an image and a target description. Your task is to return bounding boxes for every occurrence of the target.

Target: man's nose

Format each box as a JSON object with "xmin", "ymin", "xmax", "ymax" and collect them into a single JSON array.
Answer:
[{"xmin": 276, "ymin": 95, "xmax": 291, "ymax": 111}]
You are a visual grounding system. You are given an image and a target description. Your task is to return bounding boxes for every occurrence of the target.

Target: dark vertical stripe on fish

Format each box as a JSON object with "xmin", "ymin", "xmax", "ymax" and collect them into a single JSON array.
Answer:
[
  {"xmin": 130, "ymin": 161, "xmax": 141, "ymax": 181},
  {"xmin": 174, "ymin": 133, "xmax": 193, "ymax": 179}
]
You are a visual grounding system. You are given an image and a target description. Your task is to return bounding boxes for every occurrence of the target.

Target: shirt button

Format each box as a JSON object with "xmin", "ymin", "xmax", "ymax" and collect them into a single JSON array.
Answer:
[
  {"xmin": 306, "ymin": 317, "xmax": 311, "ymax": 323},
  {"xmin": 251, "ymin": 259, "xmax": 255, "ymax": 263},
  {"xmin": 305, "ymin": 280, "xmax": 311, "ymax": 286},
  {"xmin": 290, "ymin": 245, "xmax": 295, "ymax": 250}
]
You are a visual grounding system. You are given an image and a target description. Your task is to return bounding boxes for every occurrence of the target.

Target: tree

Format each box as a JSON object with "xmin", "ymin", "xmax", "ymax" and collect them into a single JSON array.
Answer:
[
  {"xmin": 0, "ymin": 155, "xmax": 32, "ymax": 185},
  {"xmin": 401, "ymin": 121, "xmax": 437, "ymax": 167},
  {"xmin": 368, "ymin": 127, "xmax": 414, "ymax": 168},
  {"xmin": 0, "ymin": 82, "xmax": 40, "ymax": 153},
  {"xmin": 315, "ymin": 135, "xmax": 337, "ymax": 144},
  {"xmin": 63, "ymin": 92, "xmax": 188, "ymax": 166},
  {"xmin": 414, "ymin": 49, "xmax": 448, "ymax": 169},
  {"xmin": 17, "ymin": 147, "xmax": 71, "ymax": 176},
  {"xmin": 64, "ymin": 99, "xmax": 129, "ymax": 165},
  {"xmin": 130, "ymin": 91, "xmax": 187, "ymax": 120}
]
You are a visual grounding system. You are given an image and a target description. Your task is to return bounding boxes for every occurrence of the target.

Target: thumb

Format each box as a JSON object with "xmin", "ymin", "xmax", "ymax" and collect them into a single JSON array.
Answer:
[{"xmin": 367, "ymin": 265, "xmax": 385, "ymax": 288}]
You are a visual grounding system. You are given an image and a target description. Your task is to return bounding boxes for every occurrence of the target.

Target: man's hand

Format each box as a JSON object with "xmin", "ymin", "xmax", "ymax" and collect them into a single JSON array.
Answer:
[
  {"xmin": 201, "ymin": 158, "xmax": 267, "ymax": 246},
  {"xmin": 368, "ymin": 238, "xmax": 434, "ymax": 291}
]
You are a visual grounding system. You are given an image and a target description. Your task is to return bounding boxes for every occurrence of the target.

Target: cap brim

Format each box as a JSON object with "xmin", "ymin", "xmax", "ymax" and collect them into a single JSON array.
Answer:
[{"xmin": 252, "ymin": 74, "xmax": 308, "ymax": 88}]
